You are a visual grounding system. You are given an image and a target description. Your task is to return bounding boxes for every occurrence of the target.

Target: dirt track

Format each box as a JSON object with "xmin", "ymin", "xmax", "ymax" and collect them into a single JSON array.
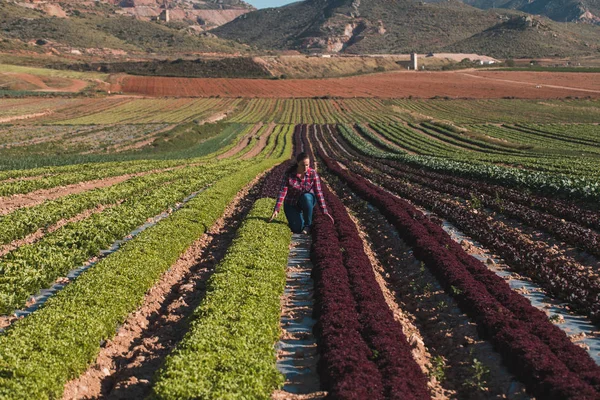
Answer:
[{"xmin": 116, "ymin": 71, "xmax": 600, "ymax": 99}]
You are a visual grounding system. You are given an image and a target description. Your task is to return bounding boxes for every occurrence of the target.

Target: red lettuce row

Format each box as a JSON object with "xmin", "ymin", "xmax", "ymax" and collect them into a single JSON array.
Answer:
[
  {"xmin": 368, "ymin": 158, "xmax": 600, "ymax": 257},
  {"xmin": 331, "ymin": 125, "xmax": 600, "ymax": 323},
  {"xmin": 312, "ymin": 128, "xmax": 600, "ymax": 399},
  {"xmin": 350, "ymin": 156, "xmax": 600, "ymax": 324},
  {"xmin": 321, "ymin": 127, "xmax": 600, "ymax": 388},
  {"xmin": 302, "ymin": 128, "xmax": 431, "ymax": 400},
  {"xmin": 310, "ymin": 197, "xmax": 385, "ymax": 399},
  {"xmin": 362, "ymin": 128, "xmax": 600, "ymax": 233}
]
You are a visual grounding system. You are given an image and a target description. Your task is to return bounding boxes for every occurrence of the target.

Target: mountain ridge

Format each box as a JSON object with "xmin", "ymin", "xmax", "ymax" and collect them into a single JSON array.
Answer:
[{"xmin": 212, "ymin": 0, "xmax": 600, "ymax": 58}]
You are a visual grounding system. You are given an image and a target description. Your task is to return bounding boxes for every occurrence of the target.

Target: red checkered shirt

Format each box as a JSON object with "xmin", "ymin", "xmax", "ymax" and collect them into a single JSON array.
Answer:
[{"xmin": 274, "ymin": 167, "xmax": 328, "ymax": 214}]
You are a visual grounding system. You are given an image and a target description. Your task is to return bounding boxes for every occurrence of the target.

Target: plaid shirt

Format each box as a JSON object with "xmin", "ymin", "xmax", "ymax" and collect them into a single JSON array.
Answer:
[{"xmin": 274, "ymin": 167, "xmax": 328, "ymax": 214}]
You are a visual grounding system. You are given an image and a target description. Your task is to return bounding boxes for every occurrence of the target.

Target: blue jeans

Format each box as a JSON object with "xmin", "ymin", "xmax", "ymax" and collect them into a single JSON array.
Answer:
[{"xmin": 284, "ymin": 193, "xmax": 316, "ymax": 234}]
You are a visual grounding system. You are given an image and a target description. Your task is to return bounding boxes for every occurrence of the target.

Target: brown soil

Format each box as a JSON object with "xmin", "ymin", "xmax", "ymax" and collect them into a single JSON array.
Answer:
[
  {"xmin": 464, "ymin": 71, "xmax": 600, "ymax": 92},
  {"xmin": 2, "ymin": 72, "xmax": 88, "ymax": 93},
  {"xmin": 0, "ymin": 175, "xmax": 135, "ymax": 216},
  {"xmin": 107, "ymin": 124, "xmax": 177, "ymax": 154},
  {"xmin": 118, "ymin": 71, "xmax": 600, "ymax": 99},
  {"xmin": 0, "ymin": 203, "xmax": 117, "ymax": 259},
  {"xmin": 273, "ymin": 236, "xmax": 326, "ymax": 400},
  {"xmin": 339, "ymin": 194, "xmax": 448, "ymax": 400},
  {"xmin": 0, "ymin": 111, "xmax": 53, "ymax": 123},
  {"xmin": 217, "ymin": 122, "xmax": 263, "ymax": 160},
  {"xmin": 362, "ymin": 123, "xmax": 416, "ymax": 154},
  {"xmin": 0, "ymin": 166, "xmax": 190, "ymax": 215},
  {"xmin": 324, "ymin": 171, "xmax": 530, "ymax": 400},
  {"xmin": 242, "ymin": 122, "xmax": 276, "ymax": 160},
  {"xmin": 62, "ymin": 169, "xmax": 271, "ymax": 400}
]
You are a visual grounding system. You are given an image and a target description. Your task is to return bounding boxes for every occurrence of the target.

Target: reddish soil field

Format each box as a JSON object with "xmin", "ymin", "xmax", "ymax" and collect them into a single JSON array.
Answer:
[{"xmin": 117, "ymin": 71, "xmax": 600, "ymax": 99}]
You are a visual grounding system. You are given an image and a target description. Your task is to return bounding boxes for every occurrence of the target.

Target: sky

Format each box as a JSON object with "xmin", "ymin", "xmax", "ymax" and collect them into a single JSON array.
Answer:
[{"xmin": 246, "ymin": 0, "xmax": 297, "ymax": 9}]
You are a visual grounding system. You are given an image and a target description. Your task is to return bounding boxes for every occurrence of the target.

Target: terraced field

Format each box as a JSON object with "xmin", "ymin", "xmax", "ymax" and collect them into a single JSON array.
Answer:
[{"xmin": 0, "ymin": 95, "xmax": 599, "ymax": 400}]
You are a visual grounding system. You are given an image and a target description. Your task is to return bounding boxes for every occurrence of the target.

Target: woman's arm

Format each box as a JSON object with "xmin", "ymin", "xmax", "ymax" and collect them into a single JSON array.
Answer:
[
  {"xmin": 313, "ymin": 172, "xmax": 329, "ymax": 215},
  {"xmin": 273, "ymin": 175, "xmax": 288, "ymax": 214}
]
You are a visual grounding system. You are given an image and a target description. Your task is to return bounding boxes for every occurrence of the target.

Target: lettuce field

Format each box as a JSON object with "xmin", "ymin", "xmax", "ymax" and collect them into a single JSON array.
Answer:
[{"xmin": 0, "ymin": 94, "xmax": 598, "ymax": 400}]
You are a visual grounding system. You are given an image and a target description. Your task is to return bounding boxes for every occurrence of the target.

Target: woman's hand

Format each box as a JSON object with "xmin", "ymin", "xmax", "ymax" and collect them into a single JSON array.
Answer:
[
  {"xmin": 269, "ymin": 210, "xmax": 279, "ymax": 222},
  {"xmin": 326, "ymin": 213, "xmax": 335, "ymax": 224}
]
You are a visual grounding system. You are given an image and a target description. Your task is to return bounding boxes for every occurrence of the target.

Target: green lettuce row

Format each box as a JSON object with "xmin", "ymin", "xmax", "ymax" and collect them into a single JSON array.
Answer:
[
  {"xmin": 0, "ymin": 123, "xmax": 256, "ymax": 195},
  {"xmin": 0, "ymin": 160, "xmax": 240, "ymax": 246},
  {"xmin": 151, "ymin": 198, "xmax": 291, "ymax": 400},
  {"xmin": 0, "ymin": 162, "xmax": 244, "ymax": 315},
  {"xmin": 337, "ymin": 124, "xmax": 600, "ymax": 203},
  {"xmin": 0, "ymin": 158, "xmax": 281, "ymax": 400}
]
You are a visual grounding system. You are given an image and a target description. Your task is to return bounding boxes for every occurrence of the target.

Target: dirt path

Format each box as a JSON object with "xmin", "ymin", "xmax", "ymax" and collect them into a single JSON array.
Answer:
[
  {"xmin": 0, "ymin": 175, "xmax": 137, "ymax": 216},
  {"xmin": 459, "ymin": 72, "xmax": 600, "ymax": 94},
  {"xmin": 325, "ymin": 173, "xmax": 530, "ymax": 400},
  {"xmin": 272, "ymin": 233, "xmax": 326, "ymax": 400},
  {"xmin": 0, "ymin": 202, "xmax": 118, "ymax": 259},
  {"xmin": 0, "ymin": 111, "xmax": 53, "ymax": 124},
  {"xmin": 362, "ymin": 123, "xmax": 416, "ymax": 154},
  {"xmin": 62, "ymin": 170, "xmax": 270, "ymax": 400},
  {"xmin": 217, "ymin": 122, "xmax": 263, "ymax": 160},
  {"xmin": 0, "ymin": 166, "xmax": 187, "ymax": 215},
  {"xmin": 242, "ymin": 122, "xmax": 276, "ymax": 160}
]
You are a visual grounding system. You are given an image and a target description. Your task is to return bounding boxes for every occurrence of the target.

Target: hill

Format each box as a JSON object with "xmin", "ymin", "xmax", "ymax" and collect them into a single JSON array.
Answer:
[
  {"xmin": 9, "ymin": 0, "xmax": 255, "ymax": 29},
  {"xmin": 0, "ymin": 1, "xmax": 248, "ymax": 56},
  {"xmin": 444, "ymin": 14, "xmax": 600, "ymax": 58},
  {"xmin": 212, "ymin": 0, "xmax": 600, "ymax": 58},
  {"xmin": 447, "ymin": 0, "xmax": 600, "ymax": 24}
]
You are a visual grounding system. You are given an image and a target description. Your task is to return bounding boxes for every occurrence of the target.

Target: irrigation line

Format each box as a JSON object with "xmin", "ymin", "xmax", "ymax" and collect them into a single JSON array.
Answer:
[{"xmin": 0, "ymin": 187, "xmax": 208, "ymax": 334}]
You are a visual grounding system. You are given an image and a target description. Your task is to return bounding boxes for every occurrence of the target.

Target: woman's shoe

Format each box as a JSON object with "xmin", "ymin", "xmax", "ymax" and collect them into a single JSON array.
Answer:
[{"xmin": 302, "ymin": 226, "xmax": 312, "ymax": 235}]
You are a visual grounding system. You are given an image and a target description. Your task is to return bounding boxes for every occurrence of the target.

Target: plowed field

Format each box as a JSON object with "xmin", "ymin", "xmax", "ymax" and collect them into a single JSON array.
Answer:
[{"xmin": 117, "ymin": 70, "xmax": 600, "ymax": 98}]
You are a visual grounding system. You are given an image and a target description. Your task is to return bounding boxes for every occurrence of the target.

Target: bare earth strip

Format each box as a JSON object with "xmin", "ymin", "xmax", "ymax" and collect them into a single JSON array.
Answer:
[
  {"xmin": 217, "ymin": 122, "xmax": 263, "ymax": 160},
  {"xmin": 118, "ymin": 72, "xmax": 600, "ymax": 99},
  {"xmin": 0, "ymin": 166, "xmax": 184, "ymax": 215},
  {"xmin": 242, "ymin": 122, "xmax": 276, "ymax": 160},
  {"xmin": 62, "ymin": 170, "xmax": 269, "ymax": 400},
  {"xmin": 0, "ymin": 202, "xmax": 118, "ymax": 259},
  {"xmin": 327, "ymin": 176, "xmax": 530, "ymax": 399},
  {"xmin": 0, "ymin": 175, "xmax": 136, "ymax": 216},
  {"xmin": 0, "ymin": 111, "xmax": 53, "ymax": 123}
]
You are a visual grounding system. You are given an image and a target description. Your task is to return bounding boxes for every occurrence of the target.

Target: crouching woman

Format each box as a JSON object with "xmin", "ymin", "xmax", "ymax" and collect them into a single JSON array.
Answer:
[{"xmin": 269, "ymin": 152, "xmax": 334, "ymax": 233}]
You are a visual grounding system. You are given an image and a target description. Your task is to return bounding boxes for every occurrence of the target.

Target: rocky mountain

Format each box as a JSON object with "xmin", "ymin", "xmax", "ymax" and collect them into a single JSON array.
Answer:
[
  {"xmin": 212, "ymin": 0, "xmax": 600, "ymax": 57},
  {"xmin": 0, "ymin": 1, "xmax": 249, "ymax": 55},
  {"xmin": 11, "ymin": 0, "xmax": 255, "ymax": 29},
  {"xmin": 446, "ymin": 0, "xmax": 600, "ymax": 24}
]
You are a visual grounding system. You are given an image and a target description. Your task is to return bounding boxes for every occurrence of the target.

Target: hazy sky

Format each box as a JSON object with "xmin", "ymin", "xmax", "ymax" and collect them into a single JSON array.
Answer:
[{"xmin": 246, "ymin": 0, "xmax": 297, "ymax": 9}]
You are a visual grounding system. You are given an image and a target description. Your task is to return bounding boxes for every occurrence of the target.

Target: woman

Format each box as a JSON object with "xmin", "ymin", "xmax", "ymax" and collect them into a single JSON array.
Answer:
[{"xmin": 269, "ymin": 152, "xmax": 334, "ymax": 234}]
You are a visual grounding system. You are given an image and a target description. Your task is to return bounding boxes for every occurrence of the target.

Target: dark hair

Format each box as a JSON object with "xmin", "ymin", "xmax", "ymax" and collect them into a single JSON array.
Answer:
[
  {"xmin": 296, "ymin": 152, "xmax": 309, "ymax": 163},
  {"xmin": 286, "ymin": 152, "xmax": 310, "ymax": 175}
]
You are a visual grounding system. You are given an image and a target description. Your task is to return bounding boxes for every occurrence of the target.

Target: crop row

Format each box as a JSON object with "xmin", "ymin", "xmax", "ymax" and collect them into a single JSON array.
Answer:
[
  {"xmin": 337, "ymin": 124, "xmax": 600, "ymax": 204},
  {"xmin": 330, "ymin": 127, "xmax": 600, "ymax": 322},
  {"xmin": 0, "ymin": 124, "xmax": 295, "ymax": 314},
  {"xmin": 310, "ymin": 187, "xmax": 385, "ymax": 399},
  {"xmin": 0, "ymin": 159, "xmax": 235, "ymax": 246},
  {"xmin": 0, "ymin": 162, "xmax": 244, "ymax": 315},
  {"xmin": 52, "ymin": 98, "xmax": 241, "ymax": 125},
  {"xmin": 301, "ymin": 127, "xmax": 430, "ymax": 399},
  {"xmin": 151, "ymin": 198, "xmax": 291, "ymax": 399},
  {"xmin": 369, "ymin": 157, "xmax": 600, "ymax": 232},
  {"xmin": 363, "ymin": 121, "xmax": 600, "ymax": 178},
  {"xmin": 0, "ymin": 155, "xmax": 289, "ymax": 399},
  {"xmin": 227, "ymin": 99, "xmax": 399, "ymax": 124},
  {"xmin": 312, "ymin": 127, "xmax": 600, "ymax": 399},
  {"xmin": 0, "ymin": 122, "xmax": 257, "ymax": 194},
  {"xmin": 388, "ymin": 99, "xmax": 600, "ymax": 124},
  {"xmin": 358, "ymin": 157, "xmax": 600, "ymax": 258},
  {"xmin": 354, "ymin": 155, "xmax": 600, "ymax": 322}
]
